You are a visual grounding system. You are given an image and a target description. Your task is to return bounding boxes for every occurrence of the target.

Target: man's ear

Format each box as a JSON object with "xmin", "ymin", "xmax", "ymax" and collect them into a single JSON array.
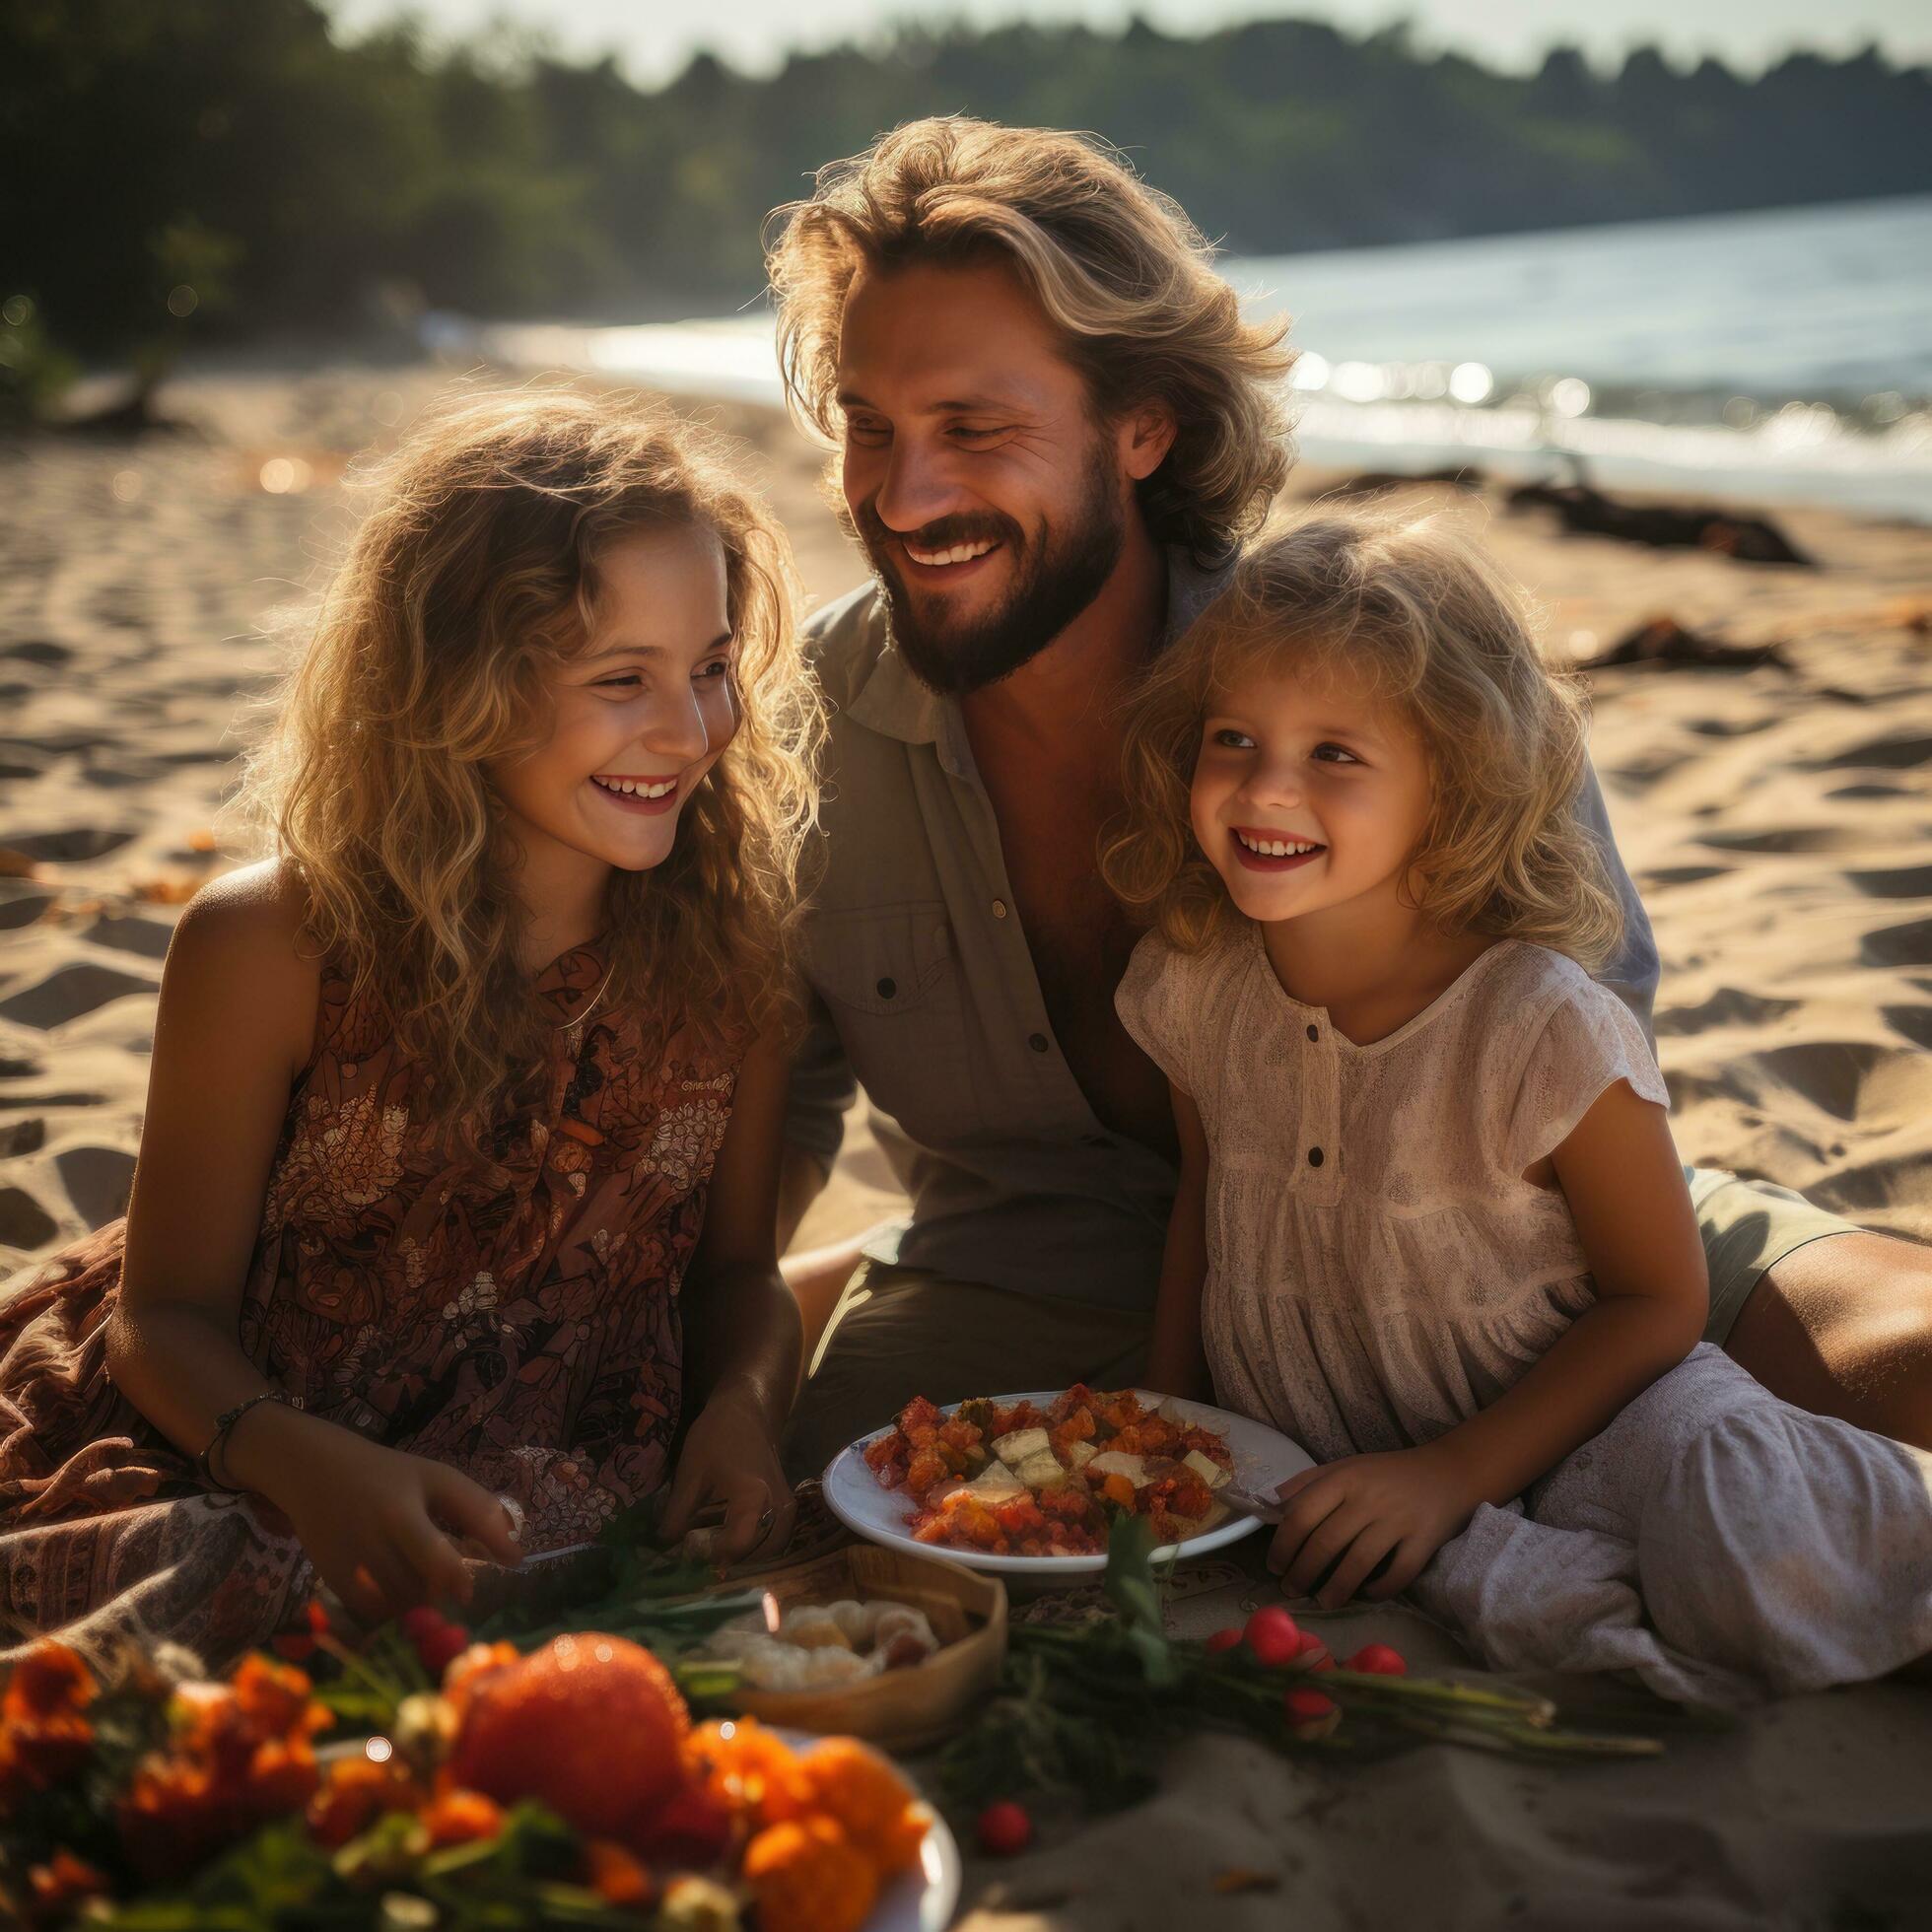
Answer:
[{"xmin": 1118, "ymin": 403, "xmax": 1178, "ymax": 482}]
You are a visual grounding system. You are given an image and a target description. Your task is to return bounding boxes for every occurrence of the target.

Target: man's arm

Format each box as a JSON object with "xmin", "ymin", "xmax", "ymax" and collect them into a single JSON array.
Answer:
[
  {"xmin": 1575, "ymin": 763, "xmax": 1660, "ymax": 1041},
  {"xmin": 776, "ymin": 990, "xmax": 855, "ymax": 1251}
]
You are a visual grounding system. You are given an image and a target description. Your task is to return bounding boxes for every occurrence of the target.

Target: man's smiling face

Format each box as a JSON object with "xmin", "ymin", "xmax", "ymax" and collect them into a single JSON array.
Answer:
[{"xmin": 835, "ymin": 255, "xmax": 1134, "ymax": 695}]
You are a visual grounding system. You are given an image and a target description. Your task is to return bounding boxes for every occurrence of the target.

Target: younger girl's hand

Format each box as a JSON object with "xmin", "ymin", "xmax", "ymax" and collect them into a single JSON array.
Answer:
[
  {"xmin": 269, "ymin": 1431, "xmax": 521, "ymax": 1623},
  {"xmin": 1266, "ymin": 1442, "xmax": 1478, "ymax": 1610},
  {"xmin": 658, "ymin": 1383, "xmax": 795, "ymax": 1563}
]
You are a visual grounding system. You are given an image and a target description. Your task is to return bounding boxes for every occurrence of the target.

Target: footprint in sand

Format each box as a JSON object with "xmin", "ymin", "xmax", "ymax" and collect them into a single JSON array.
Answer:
[
  {"xmin": 1880, "ymin": 1005, "xmax": 1932, "ymax": 1051},
  {"xmin": 1654, "ymin": 989, "xmax": 1803, "ymax": 1036},
  {"xmin": 1801, "ymin": 730, "xmax": 1931, "ymax": 772},
  {"xmin": 1861, "ymin": 920, "xmax": 1932, "ymax": 969},
  {"xmin": 1846, "ymin": 865, "xmax": 1932, "ymax": 901},
  {"xmin": 53, "ymin": 1145, "xmax": 136, "ymax": 1229},
  {"xmin": 0, "ymin": 962, "xmax": 157, "ymax": 1031}
]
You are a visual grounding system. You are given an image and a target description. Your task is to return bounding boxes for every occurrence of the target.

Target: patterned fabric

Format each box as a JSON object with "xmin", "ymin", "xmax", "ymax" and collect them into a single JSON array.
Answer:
[{"xmin": 0, "ymin": 942, "xmax": 739, "ymax": 1670}]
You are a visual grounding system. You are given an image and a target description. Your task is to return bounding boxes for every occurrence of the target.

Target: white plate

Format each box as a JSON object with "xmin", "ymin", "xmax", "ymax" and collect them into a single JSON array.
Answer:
[{"xmin": 822, "ymin": 1388, "xmax": 1315, "ymax": 1577}]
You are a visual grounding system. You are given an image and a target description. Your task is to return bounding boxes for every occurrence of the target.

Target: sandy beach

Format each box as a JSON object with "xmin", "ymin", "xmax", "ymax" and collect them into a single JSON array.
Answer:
[
  {"xmin": 2, "ymin": 361, "xmax": 1926, "ymax": 1269},
  {"xmin": 1, "ymin": 363, "xmax": 1928, "ymax": 1926}
]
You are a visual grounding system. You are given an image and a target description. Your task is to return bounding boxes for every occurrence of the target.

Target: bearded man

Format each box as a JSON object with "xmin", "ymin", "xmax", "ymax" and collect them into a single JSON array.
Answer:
[{"xmin": 763, "ymin": 116, "xmax": 1931, "ymax": 1475}]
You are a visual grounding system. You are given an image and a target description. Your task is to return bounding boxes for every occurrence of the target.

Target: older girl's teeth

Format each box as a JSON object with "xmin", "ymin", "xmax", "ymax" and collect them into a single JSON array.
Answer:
[
  {"xmin": 907, "ymin": 538, "xmax": 996, "ymax": 567},
  {"xmin": 1238, "ymin": 833, "xmax": 1320, "ymax": 857},
  {"xmin": 594, "ymin": 777, "xmax": 676, "ymax": 797}
]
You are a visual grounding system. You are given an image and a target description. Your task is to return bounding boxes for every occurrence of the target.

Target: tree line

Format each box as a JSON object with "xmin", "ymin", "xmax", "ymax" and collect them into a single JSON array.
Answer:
[{"xmin": 5, "ymin": 0, "xmax": 1928, "ymax": 367}]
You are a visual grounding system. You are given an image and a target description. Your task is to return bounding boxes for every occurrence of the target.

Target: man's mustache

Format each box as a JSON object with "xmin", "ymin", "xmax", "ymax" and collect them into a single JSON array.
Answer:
[{"xmin": 855, "ymin": 503, "xmax": 1021, "ymax": 558}]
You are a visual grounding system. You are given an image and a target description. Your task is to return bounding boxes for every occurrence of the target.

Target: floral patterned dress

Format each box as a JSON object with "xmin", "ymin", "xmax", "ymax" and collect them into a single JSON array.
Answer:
[{"xmin": 0, "ymin": 942, "xmax": 739, "ymax": 1669}]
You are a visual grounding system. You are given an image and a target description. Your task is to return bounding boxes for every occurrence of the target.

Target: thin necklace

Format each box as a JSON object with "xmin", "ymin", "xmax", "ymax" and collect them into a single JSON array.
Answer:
[{"xmin": 554, "ymin": 956, "xmax": 616, "ymax": 1033}]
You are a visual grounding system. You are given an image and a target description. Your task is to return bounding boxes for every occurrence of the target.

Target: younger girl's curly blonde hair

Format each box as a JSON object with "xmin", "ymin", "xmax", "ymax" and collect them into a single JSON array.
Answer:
[
  {"xmin": 242, "ymin": 386, "xmax": 822, "ymax": 1120},
  {"xmin": 1102, "ymin": 506, "xmax": 1623, "ymax": 969}
]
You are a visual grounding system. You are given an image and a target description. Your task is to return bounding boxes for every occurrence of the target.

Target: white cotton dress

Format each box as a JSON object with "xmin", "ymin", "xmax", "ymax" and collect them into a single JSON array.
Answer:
[{"xmin": 1117, "ymin": 926, "xmax": 1932, "ymax": 1707}]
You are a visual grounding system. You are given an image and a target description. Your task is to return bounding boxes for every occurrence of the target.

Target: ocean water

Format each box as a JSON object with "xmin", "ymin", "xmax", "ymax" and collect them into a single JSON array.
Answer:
[{"xmin": 436, "ymin": 193, "xmax": 1932, "ymax": 520}]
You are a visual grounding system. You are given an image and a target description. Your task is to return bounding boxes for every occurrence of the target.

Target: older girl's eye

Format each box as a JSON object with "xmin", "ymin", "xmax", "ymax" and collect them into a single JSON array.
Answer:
[
  {"xmin": 596, "ymin": 673, "xmax": 643, "ymax": 691},
  {"xmin": 695, "ymin": 658, "xmax": 732, "ymax": 684}
]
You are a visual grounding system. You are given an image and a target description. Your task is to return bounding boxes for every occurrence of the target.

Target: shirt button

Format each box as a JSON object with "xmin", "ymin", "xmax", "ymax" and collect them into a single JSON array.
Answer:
[
  {"xmin": 1308, "ymin": 1146, "xmax": 1325, "ymax": 1167},
  {"xmin": 876, "ymin": 977, "xmax": 896, "ymax": 1000},
  {"xmin": 1028, "ymin": 1032, "xmax": 1050, "ymax": 1054},
  {"xmin": 1305, "ymin": 1024, "xmax": 1318, "ymax": 1042},
  {"xmin": 992, "ymin": 899, "xmax": 1008, "ymax": 919}
]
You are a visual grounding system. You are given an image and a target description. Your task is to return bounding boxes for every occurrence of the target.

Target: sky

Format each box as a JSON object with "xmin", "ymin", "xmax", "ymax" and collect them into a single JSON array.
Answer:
[{"xmin": 322, "ymin": 0, "xmax": 1932, "ymax": 85}]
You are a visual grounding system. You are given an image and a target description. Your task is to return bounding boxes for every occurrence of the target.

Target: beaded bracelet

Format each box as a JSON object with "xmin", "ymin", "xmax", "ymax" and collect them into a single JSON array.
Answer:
[{"xmin": 194, "ymin": 1388, "xmax": 304, "ymax": 1492}]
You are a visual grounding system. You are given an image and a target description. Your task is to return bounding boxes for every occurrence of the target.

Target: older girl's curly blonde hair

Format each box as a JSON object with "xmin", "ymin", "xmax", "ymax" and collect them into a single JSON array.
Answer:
[
  {"xmin": 1101, "ymin": 506, "xmax": 1623, "ymax": 968},
  {"xmin": 241, "ymin": 386, "xmax": 822, "ymax": 1120},
  {"xmin": 765, "ymin": 115, "xmax": 1294, "ymax": 565}
]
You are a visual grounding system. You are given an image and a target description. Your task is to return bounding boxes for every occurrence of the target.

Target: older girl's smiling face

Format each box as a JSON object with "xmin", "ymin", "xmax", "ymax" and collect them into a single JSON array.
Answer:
[
  {"xmin": 1190, "ymin": 655, "xmax": 1433, "ymax": 930},
  {"xmin": 489, "ymin": 520, "xmax": 737, "ymax": 891}
]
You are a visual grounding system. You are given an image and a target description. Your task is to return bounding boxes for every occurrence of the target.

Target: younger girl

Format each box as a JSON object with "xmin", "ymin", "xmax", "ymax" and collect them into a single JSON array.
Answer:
[
  {"xmin": 1103, "ymin": 510, "xmax": 1930, "ymax": 1705},
  {"xmin": 0, "ymin": 390, "xmax": 820, "ymax": 1665}
]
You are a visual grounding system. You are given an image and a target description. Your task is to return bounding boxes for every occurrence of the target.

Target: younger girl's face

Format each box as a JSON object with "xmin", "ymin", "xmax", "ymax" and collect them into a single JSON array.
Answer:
[
  {"xmin": 1190, "ymin": 655, "xmax": 1432, "ymax": 930},
  {"xmin": 490, "ymin": 520, "xmax": 738, "ymax": 883}
]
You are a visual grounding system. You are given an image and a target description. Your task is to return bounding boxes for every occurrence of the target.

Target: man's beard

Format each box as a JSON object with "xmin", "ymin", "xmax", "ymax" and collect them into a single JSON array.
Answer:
[{"xmin": 854, "ymin": 444, "xmax": 1127, "ymax": 698}]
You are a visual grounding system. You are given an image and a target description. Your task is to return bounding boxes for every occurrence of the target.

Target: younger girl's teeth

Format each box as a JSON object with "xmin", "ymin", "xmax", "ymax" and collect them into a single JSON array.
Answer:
[{"xmin": 1238, "ymin": 832, "xmax": 1320, "ymax": 858}]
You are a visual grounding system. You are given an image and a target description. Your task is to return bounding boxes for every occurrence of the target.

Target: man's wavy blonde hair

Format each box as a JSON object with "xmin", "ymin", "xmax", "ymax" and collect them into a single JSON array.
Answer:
[
  {"xmin": 765, "ymin": 115, "xmax": 1294, "ymax": 563},
  {"xmin": 241, "ymin": 387, "xmax": 822, "ymax": 1121},
  {"xmin": 1102, "ymin": 507, "xmax": 1624, "ymax": 968}
]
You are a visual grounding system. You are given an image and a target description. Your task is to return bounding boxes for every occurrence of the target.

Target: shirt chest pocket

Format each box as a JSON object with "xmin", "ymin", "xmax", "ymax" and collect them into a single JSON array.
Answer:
[
  {"xmin": 809, "ymin": 901, "xmax": 957, "ymax": 1018},
  {"xmin": 805, "ymin": 900, "xmax": 981, "ymax": 1141}
]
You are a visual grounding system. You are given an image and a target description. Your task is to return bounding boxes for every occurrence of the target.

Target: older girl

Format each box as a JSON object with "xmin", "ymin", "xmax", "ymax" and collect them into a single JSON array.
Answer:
[
  {"xmin": 1103, "ymin": 509, "xmax": 1930, "ymax": 1704},
  {"xmin": 0, "ymin": 390, "xmax": 820, "ymax": 1665}
]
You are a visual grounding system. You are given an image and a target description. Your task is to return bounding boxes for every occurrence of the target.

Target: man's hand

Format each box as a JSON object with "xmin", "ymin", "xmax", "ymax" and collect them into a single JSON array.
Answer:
[
  {"xmin": 658, "ymin": 1381, "xmax": 796, "ymax": 1563},
  {"xmin": 1266, "ymin": 1442, "xmax": 1478, "ymax": 1610}
]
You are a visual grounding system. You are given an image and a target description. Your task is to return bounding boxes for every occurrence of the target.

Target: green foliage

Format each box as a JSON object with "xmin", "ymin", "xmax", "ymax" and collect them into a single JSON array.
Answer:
[{"xmin": 5, "ymin": 0, "xmax": 1927, "ymax": 366}]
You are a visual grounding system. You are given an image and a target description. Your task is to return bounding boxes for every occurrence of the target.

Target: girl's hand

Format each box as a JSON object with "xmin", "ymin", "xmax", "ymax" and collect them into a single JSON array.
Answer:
[
  {"xmin": 1266, "ymin": 1442, "xmax": 1478, "ymax": 1610},
  {"xmin": 268, "ymin": 1430, "xmax": 522, "ymax": 1624},
  {"xmin": 658, "ymin": 1381, "xmax": 796, "ymax": 1563}
]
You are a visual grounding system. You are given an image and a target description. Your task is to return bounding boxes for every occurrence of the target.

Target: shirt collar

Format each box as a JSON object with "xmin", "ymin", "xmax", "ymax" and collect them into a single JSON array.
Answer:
[{"xmin": 845, "ymin": 544, "xmax": 1239, "ymax": 748}]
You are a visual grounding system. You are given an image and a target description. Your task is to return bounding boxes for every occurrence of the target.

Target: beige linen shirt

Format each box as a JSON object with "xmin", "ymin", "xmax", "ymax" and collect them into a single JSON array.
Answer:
[{"xmin": 783, "ymin": 553, "xmax": 1659, "ymax": 1311}]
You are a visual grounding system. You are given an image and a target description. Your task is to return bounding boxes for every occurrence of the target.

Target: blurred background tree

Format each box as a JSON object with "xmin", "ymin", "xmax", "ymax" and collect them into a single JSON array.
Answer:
[{"xmin": 3, "ymin": 0, "xmax": 1927, "ymax": 379}]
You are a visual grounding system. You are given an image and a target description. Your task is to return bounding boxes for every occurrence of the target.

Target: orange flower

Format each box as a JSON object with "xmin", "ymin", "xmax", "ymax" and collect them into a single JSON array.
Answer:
[
  {"xmin": 684, "ymin": 1718, "xmax": 808, "ymax": 1831},
  {"xmin": 27, "ymin": 1848, "xmax": 108, "ymax": 1916},
  {"xmin": 306, "ymin": 1755, "xmax": 425, "ymax": 1848},
  {"xmin": 795, "ymin": 1738, "xmax": 929, "ymax": 1875},
  {"xmin": 447, "ymin": 1634, "xmax": 688, "ymax": 1843},
  {"xmin": 742, "ymin": 1815, "xmax": 878, "ymax": 1932},
  {"xmin": 3, "ymin": 1643, "xmax": 95, "ymax": 1725},
  {"xmin": 0, "ymin": 1643, "xmax": 98, "ymax": 1809},
  {"xmin": 419, "ymin": 1786, "xmax": 506, "ymax": 1848},
  {"xmin": 584, "ymin": 1837, "xmax": 656, "ymax": 1907}
]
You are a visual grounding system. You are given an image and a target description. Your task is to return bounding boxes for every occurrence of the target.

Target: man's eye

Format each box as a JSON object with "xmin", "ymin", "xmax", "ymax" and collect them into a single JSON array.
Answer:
[{"xmin": 950, "ymin": 426, "xmax": 1003, "ymax": 442}]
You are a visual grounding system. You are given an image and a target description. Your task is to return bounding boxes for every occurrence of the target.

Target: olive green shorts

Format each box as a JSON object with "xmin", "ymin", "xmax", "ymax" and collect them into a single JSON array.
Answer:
[
  {"xmin": 1690, "ymin": 1164, "xmax": 1861, "ymax": 1342},
  {"xmin": 784, "ymin": 1169, "xmax": 1860, "ymax": 1479}
]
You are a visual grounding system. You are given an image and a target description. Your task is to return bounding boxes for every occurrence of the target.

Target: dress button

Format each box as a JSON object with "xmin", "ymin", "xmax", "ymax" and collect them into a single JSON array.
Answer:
[
  {"xmin": 992, "ymin": 899, "xmax": 1008, "ymax": 919},
  {"xmin": 1305, "ymin": 1024, "xmax": 1318, "ymax": 1042},
  {"xmin": 1308, "ymin": 1146, "xmax": 1325, "ymax": 1167},
  {"xmin": 1028, "ymin": 1032, "xmax": 1050, "ymax": 1054},
  {"xmin": 876, "ymin": 977, "xmax": 896, "ymax": 1000}
]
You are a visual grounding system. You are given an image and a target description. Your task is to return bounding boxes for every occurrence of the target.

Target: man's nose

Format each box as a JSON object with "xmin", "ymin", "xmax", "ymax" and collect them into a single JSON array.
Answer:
[{"xmin": 871, "ymin": 435, "xmax": 961, "ymax": 534}]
